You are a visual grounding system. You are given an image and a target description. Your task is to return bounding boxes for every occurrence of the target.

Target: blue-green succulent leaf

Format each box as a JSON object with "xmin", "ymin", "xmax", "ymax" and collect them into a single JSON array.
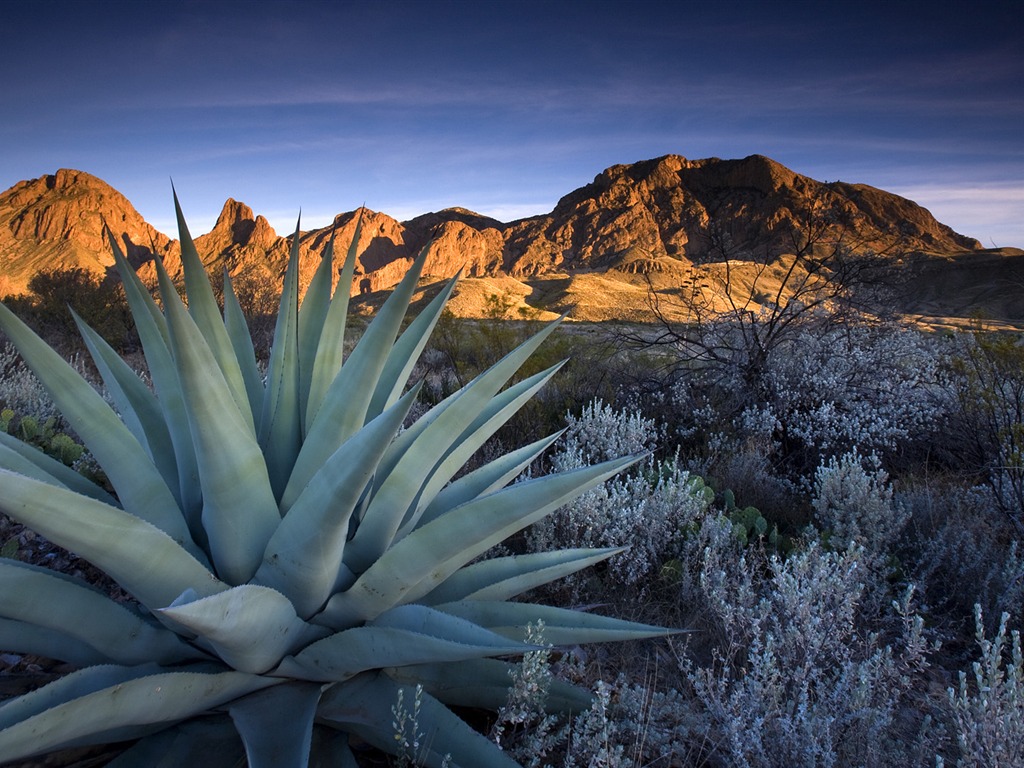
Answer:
[
  {"xmin": 284, "ymin": 242, "xmax": 431, "ymax": 508},
  {"xmin": 318, "ymin": 672, "xmax": 521, "ymax": 768},
  {"xmin": 0, "ymin": 559, "xmax": 206, "ymax": 665},
  {"xmin": 228, "ymin": 682, "xmax": 322, "ymax": 768},
  {"xmin": 173, "ymin": 189, "xmax": 255, "ymax": 433},
  {"xmin": 419, "ymin": 548, "xmax": 625, "ymax": 604},
  {"xmin": 110, "ymin": 242, "xmax": 203, "ymax": 530},
  {"xmin": 365, "ymin": 271, "xmax": 460, "ymax": 420},
  {"xmin": 0, "ymin": 301, "xmax": 193, "ymax": 547},
  {"xmin": 157, "ymin": 262, "xmax": 281, "ymax": 584},
  {"xmin": 320, "ymin": 455, "xmax": 641, "ymax": 628},
  {"xmin": 0, "ymin": 469, "xmax": 226, "ymax": 610},
  {"xmin": 257, "ymin": 385, "xmax": 421, "ymax": 617},
  {"xmin": 158, "ymin": 586, "xmax": 329, "ymax": 674},
  {"xmin": 222, "ymin": 268, "xmax": 264, "ymax": 423},
  {"xmin": 344, "ymin": 326, "xmax": 564, "ymax": 573},
  {"xmin": 434, "ymin": 600, "xmax": 680, "ymax": 645},
  {"xmin": 104, "ymin": 718, "xmax": 245, "ymax": 768},
  {"xmin": 259, "ymin": 217, "xmax": 303, "ymax": 500},
  {"xmin": 415, "ymin": 430, "xmax": 564, "ymax": 529},
  {"xmin": 305, "ymin": 209, "xmax": 363, "ymax": 431},
  {"xmin": 297, "ymin": 227, "xmax": 335, "ymax": 433},
  {"xmin": 278, "ymin": 604, "xmax": 532, "ymax": 683},
  {"xmin": 0, "ymin": 618, "xmax": 115, "ymax": 667},
  {"xmin": 388, "ymin": 658, "xmax": 592, "ymax": 713},
  {"xmin": 393, "ymin": 361, "xmax": 566, "ymax": 540},
  {"xmin": 72, "ymin": 308, "xmax": 181, "ymax": 498},
  {"xmin": 0, "ymin": 664, "xmax": 276, "ymax": 763},
  {"xmin": 0, "ymin": 433, "xmax": 116, "ymax": 505}
]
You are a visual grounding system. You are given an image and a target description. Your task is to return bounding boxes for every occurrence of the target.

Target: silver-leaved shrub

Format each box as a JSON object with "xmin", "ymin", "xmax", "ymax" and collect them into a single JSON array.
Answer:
[{"xmin": 526, "ymin": 399, "xmax": 711, "ymax": 588}]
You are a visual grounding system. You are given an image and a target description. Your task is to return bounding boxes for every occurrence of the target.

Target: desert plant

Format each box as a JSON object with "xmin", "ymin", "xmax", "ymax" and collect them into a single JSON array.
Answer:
[
  {"xmin": 0, "ymin": 195, "xmax": 673, "ymax": 767},
  {"xmin": 689, "ymin": 541, "xmax": 935, "ymax": 767},
  {"xmin": 945, "ymin": 605, "xmax": 1023, "ymax": 767}
]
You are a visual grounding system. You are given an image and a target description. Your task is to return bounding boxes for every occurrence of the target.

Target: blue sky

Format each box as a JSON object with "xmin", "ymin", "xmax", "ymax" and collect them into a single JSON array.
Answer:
[{"xmin": 3, "ymin": 1, "xmax": 1022, "ymax": 247}]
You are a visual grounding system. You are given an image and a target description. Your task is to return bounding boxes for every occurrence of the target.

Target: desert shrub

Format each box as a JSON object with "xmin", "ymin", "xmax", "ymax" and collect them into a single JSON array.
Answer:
[
  {"xmin": 812, "ymin": 449, "xmax": 908, "ymax": 559},
  {"xmin": 942, "ymin": 332, "xmax": 1024, "ymax": 534},
  {"xmin": 0, "ymin": 341, "xmax": 61, "ymax": 423},
  {"xmin": 526, "ymin": 399, "xmax": 712, "ymax": 591},
  {"xmin": 902, "ymin": 478, "xmax": 1024, "ymax": 635},
  {"xmin": 943, "ymin": 605, "xmax": 1024, "ymax": 767},
  {"xmin": 686, "ymin": 540, "xmax": 937, "ymax": 767},
  {"xmin": 670, "ymin": 323, "xmax": 944, "ymax": 489},
  {"xmin": 1, "ymin": 267, "xmax": 135, "ymax": 352},
  {"xmin": 491, "ymin": 622, "xmax": 695, "ymax": 767}
]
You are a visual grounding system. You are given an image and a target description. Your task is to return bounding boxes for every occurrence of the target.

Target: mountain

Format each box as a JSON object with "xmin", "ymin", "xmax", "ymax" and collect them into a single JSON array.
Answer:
[{"xmin": 1, "ymin": 156, "xmax": 1020, "ymax": 327}]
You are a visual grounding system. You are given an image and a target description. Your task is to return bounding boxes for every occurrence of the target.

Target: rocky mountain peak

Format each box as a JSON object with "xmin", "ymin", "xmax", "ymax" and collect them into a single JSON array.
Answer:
[{"xmin": 0, "ymin": 155, "xmax": 1004, "ymax": 325}]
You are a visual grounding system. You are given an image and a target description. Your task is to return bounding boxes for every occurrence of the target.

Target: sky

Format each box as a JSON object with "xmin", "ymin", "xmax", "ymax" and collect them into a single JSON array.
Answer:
[{"xmin": 2, "ymin": 0, "xmax": 1022, "ymax": 247}]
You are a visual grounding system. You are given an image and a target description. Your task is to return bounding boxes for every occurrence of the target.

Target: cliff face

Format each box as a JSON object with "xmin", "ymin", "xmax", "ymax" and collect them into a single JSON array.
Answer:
[
  {"xmin": 500, "ymin": 155, "xmax": 981, "ymax": 277},
  {"xmin": 0, "ymin": 156, "xmax": 992, "ymax": 321},
  {"xmin": 0, "ymin": 170, "xmax": 175, "ymax": 295}
]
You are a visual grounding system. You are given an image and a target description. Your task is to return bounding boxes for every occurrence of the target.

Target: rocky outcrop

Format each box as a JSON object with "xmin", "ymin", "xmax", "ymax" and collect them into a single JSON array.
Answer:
[
  {"xmin": 0, "ymin": 169, "xmax": 174, "ymax": 295},
  {"xmin": 0, "ymin": 156, "xmax": 992, "ymax": 318}
]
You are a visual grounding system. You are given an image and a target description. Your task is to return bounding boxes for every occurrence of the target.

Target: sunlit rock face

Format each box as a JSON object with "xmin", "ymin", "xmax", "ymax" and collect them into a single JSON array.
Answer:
[{"xmin": 0, "ymin": 155, "xmax": 1000, "ymax": 322}]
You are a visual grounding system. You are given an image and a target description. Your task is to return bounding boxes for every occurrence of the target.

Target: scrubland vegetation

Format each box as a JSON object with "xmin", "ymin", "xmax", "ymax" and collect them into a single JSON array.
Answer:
[{"xmin": 1, "ymin": 267, "xmax": 1022, "ymax": 767}]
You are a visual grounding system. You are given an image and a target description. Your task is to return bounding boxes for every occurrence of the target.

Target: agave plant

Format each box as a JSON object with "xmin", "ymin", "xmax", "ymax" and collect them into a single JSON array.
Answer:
[{"xmin": 0, "ymin": 195, "xmax": 672, "ymax": 767}]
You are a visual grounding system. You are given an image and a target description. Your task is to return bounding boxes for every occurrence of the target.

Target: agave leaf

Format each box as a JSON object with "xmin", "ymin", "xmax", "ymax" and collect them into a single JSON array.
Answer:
[
  {"xmin": 222, "ymin": 268, "xmax": 264, "ymax": 423},
  {"xmin": 110, "ymin": 242, "xmax": 203, "ymax": 529},
  {"xmin": 0, "ymin": 434, "xmax": 118, "ymax": 504},
  {"xmin": 0, "ymin": 559, "xmax": 205, "ymax": 665},
  {"xmin": 344, "ymin": 330, "xmax": 565, "ymax": 573},
  {"xmin": 227, "ymin": 682, "xmax": 322, "ymax": 768},
  {"xmin": 0, "ymin": 469, "xmax": 226, "ymax": 610},
  {"xmin": 72, "ymin": 308, "xmax": 181, "ymax": 499},
  {"xmin": 173, "ymin": 189, "xmax": 255, "ymax": 433},
  {"xmin": 0, "ymin": 301, "xmax": 193, "ymax": 547},
  {"xmin": 365, "ymin": 271, "xmax": 460, "ymax": 420},
  {"xmin": 259, "ymin": 218, "xmax": 304, "ymax": 499},
  {"xmin": 0, "ymin": 617, "xmax": 115, "ymax": 667},
  {"xmin": 256, "ymin": 385, "xmax": 421, "ymax": 617},
  {"xmin": 318, "ymin": 672, "xmax": 521, "ymax": 768},
  {"xmin": 0, "ymin": 665, "xmax": 276, "ymax": 763},
  {"xmin": 415, "ymin": 430, "xmax": 564, "ymax": 529},
  {"xmin": 388, "ymin": 658, "xmax": 592, "ymax": 713},
  {"xmin": 304, "ymin": 209, "xmax": 363, "ymax": 431},
  {"xmin": 319, "ymin": 455, "xmax": 641, "ymax": 628},
  {"xmin": 297, "ymin": 227, "xmax": 336, "ymax": 433},
  {"xmin": 393, "ymin": 361, "xmax": 567, "ymax": 540},
  {"xmin": 158, "ymin": 586, "xmax": 329, "ymax": 674},
  {"xmin": 157, "ymin": 261, "xmax": 281, "ymax": 584},
  {"xmin": 434, "ymin": 600, "xmax": 679, "ymax": 645},
  {"xmin": 284, "ymin": 242, "xmax": 431, "ymax": 508},
  {"xmin": 309, "ymin": 727, "xmax": 361, "ymax": 768},
  {"xmin": 419, "ymin": 548, "xmax": 625, "ymax": 604},
  {"xmin": 0, "ymin": 663, "xmax": 165, "ymax": 730},
  {"xmin": 278, "ymin": 604, "xmax": 533, "ymax": 683},
  {"xmin": 105, "ymin": 718, "xmax": 245, "ymax": 768}
]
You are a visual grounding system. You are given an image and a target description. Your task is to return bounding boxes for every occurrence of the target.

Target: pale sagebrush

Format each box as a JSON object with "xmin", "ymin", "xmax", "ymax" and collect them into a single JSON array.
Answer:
[
  {"xmin": 812, "ymin": 449, "xmax": 908, "ymax": 557},
  {"xmin": 689, "ymin": 541, "xmax": 935, "ymax": 768},
  {"xmin": 669, "ymin": 324, "xmax": 944, "ymax": 482},
  {"xmin": 0, "ymin": 342, "xmax": 61, "ymax": 423},
  {"xmin": 765, "ymin": 325, "xmax": 943, "ymax": 459},
  {"xmin": 527, "ymin": 399, "xmax": 710, "ymax": 587},
  {"xmin": 945, "ymin": 605, "xmax": 1024, "ymax": 767},
  {"xmin": 905, "ymin": 482, "xmax": 1024, "ymax": 632}
]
